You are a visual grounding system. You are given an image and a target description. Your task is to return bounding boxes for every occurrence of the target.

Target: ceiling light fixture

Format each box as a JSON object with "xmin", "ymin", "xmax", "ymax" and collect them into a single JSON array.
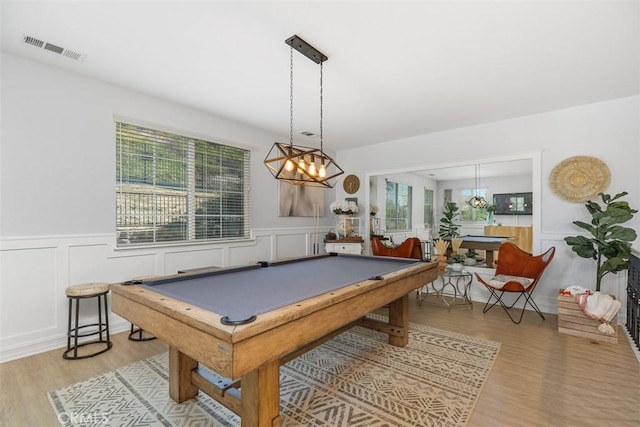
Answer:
[
  {"xmin": 468, "ymin": 164, "xmax": 488, "ymax": 209},
  {"xmin": 264, "ymin": 35, "xmax": 344, "ymax": 188}
]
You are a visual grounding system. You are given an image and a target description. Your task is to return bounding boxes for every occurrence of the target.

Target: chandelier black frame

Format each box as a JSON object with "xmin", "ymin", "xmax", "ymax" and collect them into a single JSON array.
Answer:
[{"xmin": 264, "ymin": 35, "xmax": 344, "ymax": 188}]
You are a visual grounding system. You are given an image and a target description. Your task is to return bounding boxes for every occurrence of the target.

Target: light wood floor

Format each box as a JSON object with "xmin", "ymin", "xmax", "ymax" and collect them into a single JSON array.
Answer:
[{"xmin": 1, "ymin": 293, "xmax": 639, "ymax": 427}]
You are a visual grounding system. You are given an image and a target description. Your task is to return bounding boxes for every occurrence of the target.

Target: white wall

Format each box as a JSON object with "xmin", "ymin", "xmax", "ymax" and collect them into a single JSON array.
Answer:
[
  {"xmin": 0, "ymin": 53, "xmax": 336, "ymax": 362},
  {"xmin": 0, "ymin": 52, "xmax": 338, "ymax": 236},
  {"xmin": 335, "ymin": 96, "xmax": 640, "ymax": 318}
]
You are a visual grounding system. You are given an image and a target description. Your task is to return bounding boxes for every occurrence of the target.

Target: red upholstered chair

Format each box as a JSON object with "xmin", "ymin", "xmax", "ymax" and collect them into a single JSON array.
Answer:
[
  {"xmin": 371, "ymin": 236, "xmax": 423, "ymax": 260},
  {"xmin": 475, "ymin": 242, "xmax": 555, "ymax": 324}
]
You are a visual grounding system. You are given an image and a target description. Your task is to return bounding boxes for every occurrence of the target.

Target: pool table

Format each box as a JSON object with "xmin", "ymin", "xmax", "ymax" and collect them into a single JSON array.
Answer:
[
  {"xmin": 111, "ymin": 253, "xmax": 437, "ymax": 427},
  {"xmin": 459, "ymin": 235, "xmax": 518, "ymax": 266}
]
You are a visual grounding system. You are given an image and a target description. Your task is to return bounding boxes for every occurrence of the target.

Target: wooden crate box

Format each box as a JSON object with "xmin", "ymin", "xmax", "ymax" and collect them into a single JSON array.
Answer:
[{"xmin": 557, "ymin": 291, "xmax": 618, "ymax": 344}]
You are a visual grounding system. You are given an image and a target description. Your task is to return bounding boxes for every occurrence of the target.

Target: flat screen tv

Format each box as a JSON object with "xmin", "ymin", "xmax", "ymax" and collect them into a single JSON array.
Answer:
[{"xmin": 493, "ymin": 192, "xmax": 533, "ymax": 215}]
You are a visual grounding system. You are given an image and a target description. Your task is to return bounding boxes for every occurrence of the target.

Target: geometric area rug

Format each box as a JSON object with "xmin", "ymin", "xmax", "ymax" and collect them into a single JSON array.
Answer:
[{"xmin": 48, "ymin": 317, "xmax": 500, "ymax": 427}]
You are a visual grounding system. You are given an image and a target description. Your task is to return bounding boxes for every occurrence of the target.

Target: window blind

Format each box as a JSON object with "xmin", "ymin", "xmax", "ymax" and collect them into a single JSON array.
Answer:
[{"xmin": 116, "ymin": 122, "xmax": 250, "ymax": 246}]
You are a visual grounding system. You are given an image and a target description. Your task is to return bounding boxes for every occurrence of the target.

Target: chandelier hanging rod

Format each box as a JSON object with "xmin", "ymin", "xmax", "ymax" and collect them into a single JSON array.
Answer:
[{"xmin": 285, "ymin": 35, "xmax": 327, "ymax": 64}]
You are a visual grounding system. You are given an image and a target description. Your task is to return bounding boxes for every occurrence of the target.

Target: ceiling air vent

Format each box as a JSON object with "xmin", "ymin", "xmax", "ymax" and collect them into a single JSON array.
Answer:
[
  {"xmin": 22, "ymin": 35, "xmax": 87, "ymax": 63},
  {"xmin": 23, "ymin": 35, "xmax": 44, "ymax": 48}
]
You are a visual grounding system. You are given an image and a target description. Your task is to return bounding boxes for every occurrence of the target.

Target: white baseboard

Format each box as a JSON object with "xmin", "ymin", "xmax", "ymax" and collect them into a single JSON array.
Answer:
[{"xmin": 0, "ymin": 319, "xmax": 130, "ymax": 364}]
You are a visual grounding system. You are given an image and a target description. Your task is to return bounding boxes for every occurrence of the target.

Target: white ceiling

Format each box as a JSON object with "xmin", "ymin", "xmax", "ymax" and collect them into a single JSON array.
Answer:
[{"xmin": 2, "ymin": 1, "xmax": 638, "ymax": 154}]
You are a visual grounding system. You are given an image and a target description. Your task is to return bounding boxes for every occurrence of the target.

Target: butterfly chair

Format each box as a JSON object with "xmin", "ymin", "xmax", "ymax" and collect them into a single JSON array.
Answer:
[
  {"xmin": 475, "ymin": 242, "xmax": 555, "ymax": 324},
  {"xmin": 371, "ymin": 236, "xmax": 424, "ymax": 260}
]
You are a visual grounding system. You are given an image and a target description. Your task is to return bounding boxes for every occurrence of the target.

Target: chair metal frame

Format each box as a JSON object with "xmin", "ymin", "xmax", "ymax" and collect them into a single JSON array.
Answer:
[{"xmin": 475, "ymin": 242, "xmax": 555, "ymax": 324}]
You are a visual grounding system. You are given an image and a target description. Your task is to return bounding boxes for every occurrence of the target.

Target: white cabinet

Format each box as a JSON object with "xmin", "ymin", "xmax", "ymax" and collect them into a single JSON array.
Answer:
[{"xmin": 325, "ymin": 239, "xmax": 363, "ymax": 255}]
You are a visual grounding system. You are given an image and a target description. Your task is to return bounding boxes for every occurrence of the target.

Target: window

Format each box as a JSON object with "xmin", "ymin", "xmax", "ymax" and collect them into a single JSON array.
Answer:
[
  {"xmin": 424, "ymin": 188, "xmax": 434, "ymax": 228},
  {"xmin": 460, "ymin": 188, "xmax": 488, "ymax": 221},
  {"xmin": 116, "ymin": 122, "xmax": 250, "ymax": 246},
  {"xmin": 385, "ymin": 181, "xmax": 412, "ymax": 230}
]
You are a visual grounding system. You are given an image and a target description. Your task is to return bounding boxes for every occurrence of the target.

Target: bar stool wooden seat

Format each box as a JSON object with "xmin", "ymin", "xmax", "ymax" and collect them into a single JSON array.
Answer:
[{"xmin": 63, "ymin": 282, "xmax": 113, "ymax": 359}]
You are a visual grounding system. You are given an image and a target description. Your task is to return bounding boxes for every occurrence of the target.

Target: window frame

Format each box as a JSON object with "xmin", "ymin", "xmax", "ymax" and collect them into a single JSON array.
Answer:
[
  {"xmin": 423, "ymin": 188, "xmax": 434, "ymax": 229},
  {"xmin": 385, "ymin": 180, "xmax": 412, "ymax": 231}
]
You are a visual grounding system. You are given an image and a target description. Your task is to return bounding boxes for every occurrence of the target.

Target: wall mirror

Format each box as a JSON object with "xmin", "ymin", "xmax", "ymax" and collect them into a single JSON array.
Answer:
[{"xmin": 368, "ymin": 157, "xmax": 535, "ymax": 244}]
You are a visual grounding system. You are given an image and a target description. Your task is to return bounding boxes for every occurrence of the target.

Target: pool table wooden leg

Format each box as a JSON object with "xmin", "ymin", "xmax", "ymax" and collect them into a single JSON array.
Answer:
[
  {"xmin": 241, "ymin": 359, "xmax": 281, "ymax": 426},
  {"xmin": 485, "ymin": 250, "xmax": 495, "ymax": 267},
  {"xmin": 169, "ymin": 346, "xmax": 198, "ymax": 403},
  {"xmin": 388, "ymin": 293, "xmax": 409, "ymax": 347}
]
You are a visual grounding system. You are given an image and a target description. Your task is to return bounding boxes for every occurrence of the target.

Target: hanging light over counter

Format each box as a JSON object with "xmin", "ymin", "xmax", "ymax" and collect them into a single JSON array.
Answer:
[
  {"xmin": 468, "ymin": 164, "xmax": 488, "ymax": 208},
  {"xmin": 264, "ymin": 35, "xmax": 344, "ymax": 188}
]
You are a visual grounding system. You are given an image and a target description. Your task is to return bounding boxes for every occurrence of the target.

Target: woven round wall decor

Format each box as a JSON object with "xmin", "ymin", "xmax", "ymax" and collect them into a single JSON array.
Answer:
[{"xmin": 549, "ymin": 156, "xmax": 611, "ymax": 202}]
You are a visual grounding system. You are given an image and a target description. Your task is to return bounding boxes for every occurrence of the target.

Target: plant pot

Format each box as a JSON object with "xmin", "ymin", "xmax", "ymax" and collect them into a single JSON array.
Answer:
[
  {"xmin": 487, "ymin": 211, "xmax": 494, "ymax": 225},
  {"xmin": 437, "ymin": 255, "xmax": 448, "ymax": 273},
  {"xmin": 450, "ymin": 263, "xmax": 463, "ymax": 272}
]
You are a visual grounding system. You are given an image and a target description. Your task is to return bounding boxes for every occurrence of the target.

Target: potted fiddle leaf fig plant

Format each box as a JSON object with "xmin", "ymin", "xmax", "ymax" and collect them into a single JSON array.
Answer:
[
  {"xmin": 564, "ymin": 192, "xmax": 638, "ymax": 292},
  {"xmin": 438, "ymin": 201, "xmax": 460, "ymax": 239}
]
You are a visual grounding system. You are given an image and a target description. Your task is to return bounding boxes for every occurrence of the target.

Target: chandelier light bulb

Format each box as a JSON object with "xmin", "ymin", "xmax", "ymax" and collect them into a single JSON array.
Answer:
[
  {"xmin": 284, "ymin": 159, "xmax": 295, "ymax": 172},
  {"xmin": 318, "ymin": 164, "xmax": 327, "ymax": 178}
]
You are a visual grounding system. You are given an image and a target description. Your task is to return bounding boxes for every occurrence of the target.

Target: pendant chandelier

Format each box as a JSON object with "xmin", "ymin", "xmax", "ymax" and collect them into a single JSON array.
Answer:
[
  {"xmin": 468, "ymin": 164, "xmax": 488, "ymax": 209},
  {"xmin": 264, "ymin": 35, "xmax": 344, "ymax": 188}
]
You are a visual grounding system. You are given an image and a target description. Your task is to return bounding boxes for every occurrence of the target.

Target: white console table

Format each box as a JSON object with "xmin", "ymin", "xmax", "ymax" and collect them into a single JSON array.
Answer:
[{"xmin": 325, "ymin": 238, "xmax": 364, "ymax": 255}]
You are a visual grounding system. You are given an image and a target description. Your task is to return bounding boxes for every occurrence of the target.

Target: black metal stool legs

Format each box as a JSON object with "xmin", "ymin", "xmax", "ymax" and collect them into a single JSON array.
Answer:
[
  {"xmin": 128, "ymin": 323, "xmax": 157, "ymax": 341},
  {"xmin": 63, "ymin": 291, "xmax": 113, "ymax": 360}
]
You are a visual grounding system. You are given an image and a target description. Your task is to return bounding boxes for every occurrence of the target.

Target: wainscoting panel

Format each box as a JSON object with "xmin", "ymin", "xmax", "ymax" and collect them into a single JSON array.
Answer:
[
  {"xmin": 69, "ymin": 244, "xmax": 157, "ymax": 284},
  {"xmin": 228, "ymin": 235, "xmax": 272, "ymax": 266},
  {"xmin": 0, "ymin": 247, "xmax": 58, "ymax": 340},
  {"xmin": 164, "ymin": 248, "xmax": 225, "ymax": 274},
  {"xmin": 275, "ymin": 233, "xmax": 311, "ymax": 260}
]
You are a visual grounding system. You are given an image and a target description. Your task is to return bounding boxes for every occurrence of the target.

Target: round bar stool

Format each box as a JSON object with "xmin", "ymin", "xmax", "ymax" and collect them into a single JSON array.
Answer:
[{"xmin": 63, "ymin": 283, "xmax": 113, "ymax": 360}]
